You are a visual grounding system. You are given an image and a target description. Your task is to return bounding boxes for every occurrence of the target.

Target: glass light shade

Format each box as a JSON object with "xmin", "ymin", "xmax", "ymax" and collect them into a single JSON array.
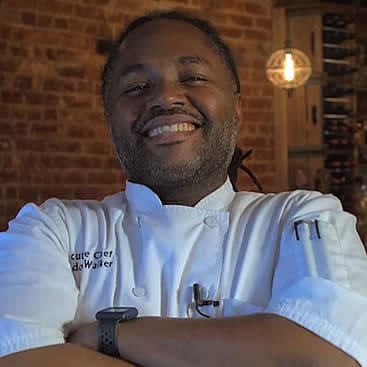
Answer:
[{"xmin": 266, "ymin": 47, "xmax": 312, "ymax": 90}]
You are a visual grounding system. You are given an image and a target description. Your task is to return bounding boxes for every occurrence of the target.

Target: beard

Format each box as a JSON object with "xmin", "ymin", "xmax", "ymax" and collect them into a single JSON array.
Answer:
[{"xmin": 111, "ymin": 115, "xmax": 238, "ymax": 191}]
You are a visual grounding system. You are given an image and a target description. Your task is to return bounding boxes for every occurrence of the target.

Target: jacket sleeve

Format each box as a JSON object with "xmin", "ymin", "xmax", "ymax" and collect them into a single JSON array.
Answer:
[
  {"xmin": 265, "ymin": 191, "xmax": 367, "ymax": 367},
  {"xmin": 0, "ymin": 200, "xmax": 79, "ymax": 356}
]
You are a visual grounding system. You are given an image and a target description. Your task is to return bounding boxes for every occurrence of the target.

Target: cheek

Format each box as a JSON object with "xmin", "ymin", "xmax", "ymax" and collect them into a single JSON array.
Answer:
[
  {"xmin": 111, "ymin": 99, "xmax": 142, "ymax": 131},
  {"xmin": 195, "ymin": 91, "xmax": 234, "ymax": 124}
]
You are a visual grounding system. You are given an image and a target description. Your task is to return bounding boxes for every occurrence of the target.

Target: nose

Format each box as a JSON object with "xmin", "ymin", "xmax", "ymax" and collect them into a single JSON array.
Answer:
[{"xmin": 148, "ymin": 81, "xmax": 185, "ymax": 111}]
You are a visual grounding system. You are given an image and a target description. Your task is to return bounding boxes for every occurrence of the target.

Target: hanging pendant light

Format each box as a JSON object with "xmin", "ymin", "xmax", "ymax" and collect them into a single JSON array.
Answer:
[{"xmin": 266, "ymin": 40, "xmax": 312, "ymax": 93}]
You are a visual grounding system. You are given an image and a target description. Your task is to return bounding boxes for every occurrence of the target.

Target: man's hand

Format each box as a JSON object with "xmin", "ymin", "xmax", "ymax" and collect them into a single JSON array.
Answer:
[{"xmin": 67, "ymin": 321, "xmax": 99, "ymax": 351}]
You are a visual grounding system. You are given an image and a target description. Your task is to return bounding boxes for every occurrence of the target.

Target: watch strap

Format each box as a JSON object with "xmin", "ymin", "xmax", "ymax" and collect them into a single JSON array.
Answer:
[{"xmin": 98, "ymin": 318, "xmax": 120, "ymax": 357}]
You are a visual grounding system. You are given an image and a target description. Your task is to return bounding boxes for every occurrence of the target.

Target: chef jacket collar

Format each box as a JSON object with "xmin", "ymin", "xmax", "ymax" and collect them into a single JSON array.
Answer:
[{"xmin": 125, "ymin": 177, "xmax": 235, "ymax": 212}]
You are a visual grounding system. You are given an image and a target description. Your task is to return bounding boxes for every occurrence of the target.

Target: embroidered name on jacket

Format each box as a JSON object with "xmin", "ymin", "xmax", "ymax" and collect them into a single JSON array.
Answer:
[{"xmin": 70, "ymin": 251, "xmax": 114, "ymax": 271}]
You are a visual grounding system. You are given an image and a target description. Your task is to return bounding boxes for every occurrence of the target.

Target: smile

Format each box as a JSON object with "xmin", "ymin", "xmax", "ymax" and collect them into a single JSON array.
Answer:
[{"xmin": 147, "ymin": 123, "xmax": 196, "ymax": 137}]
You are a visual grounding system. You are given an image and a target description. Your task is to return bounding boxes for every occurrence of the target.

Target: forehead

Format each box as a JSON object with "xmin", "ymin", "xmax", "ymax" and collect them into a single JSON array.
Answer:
[{"xmin": 118, "ymin": 19, "xmax": 223, "ymax": 67}]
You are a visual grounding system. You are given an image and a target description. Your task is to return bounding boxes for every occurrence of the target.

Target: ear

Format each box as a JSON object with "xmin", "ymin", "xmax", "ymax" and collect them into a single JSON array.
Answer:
[{"xmin": 234, "ymin": 93, "xmax": 243, "ymax": 130}]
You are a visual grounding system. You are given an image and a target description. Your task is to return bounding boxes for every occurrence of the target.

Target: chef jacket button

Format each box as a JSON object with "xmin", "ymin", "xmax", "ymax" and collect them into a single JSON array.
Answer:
[
  {"xmin": 132, "ymin": 287, "xmax": 146, "ymax": 297},
  {"xmin": 204, "ymin": 216, "xmax": 217, "ymax": 227}
]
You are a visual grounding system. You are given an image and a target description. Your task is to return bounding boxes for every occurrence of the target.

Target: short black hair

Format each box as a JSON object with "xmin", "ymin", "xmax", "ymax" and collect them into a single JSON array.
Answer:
[{"xmin": 101, "ymin": 9, "xmax": 240, "ymax": 113}]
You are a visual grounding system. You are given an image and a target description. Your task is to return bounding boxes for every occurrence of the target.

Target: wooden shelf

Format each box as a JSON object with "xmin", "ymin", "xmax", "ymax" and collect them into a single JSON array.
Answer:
[{"xmin": 274, "ymin": 1, "xmax": 367, "ymax": 15}]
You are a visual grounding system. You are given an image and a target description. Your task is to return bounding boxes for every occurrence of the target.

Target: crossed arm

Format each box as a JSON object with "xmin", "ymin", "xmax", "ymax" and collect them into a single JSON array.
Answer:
[{"xmin": 0, "ymin": 313, "xmax": 359, "ymax": 367}]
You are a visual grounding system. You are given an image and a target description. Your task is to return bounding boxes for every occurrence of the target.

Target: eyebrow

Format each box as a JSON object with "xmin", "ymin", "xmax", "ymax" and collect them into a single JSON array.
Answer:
[
  {"xmin": 177, "ymin": 55, "xmax": 210, "ymax": 65},
  {"xmin": 119, "ymin": 55, "xmax": 210, "ymax": 80},
  {"xmin": 120, "ymin": 63, "xmax": 147, "ymax": 79}
]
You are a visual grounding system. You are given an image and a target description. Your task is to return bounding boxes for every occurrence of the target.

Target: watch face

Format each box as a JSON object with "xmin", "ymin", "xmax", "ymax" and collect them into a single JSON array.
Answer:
[{"xmin": 96, "ymin": 307, "xmax": 138, "ymax": 321}]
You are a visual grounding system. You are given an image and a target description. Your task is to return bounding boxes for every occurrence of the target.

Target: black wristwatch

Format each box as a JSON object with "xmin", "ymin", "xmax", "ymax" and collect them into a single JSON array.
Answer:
[{"xmin": 96, "ymin": 307, "xmax": 138, "ymax": 357}]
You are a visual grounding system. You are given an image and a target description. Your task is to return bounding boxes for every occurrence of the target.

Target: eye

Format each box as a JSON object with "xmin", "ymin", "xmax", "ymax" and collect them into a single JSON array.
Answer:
[
  {"xmin": 181, "ymin": 75, "xmax": 208, "ymax": 84},
  {"xmin": 123, "ymin": 82, "xmax": 150, "ymax": 96}
]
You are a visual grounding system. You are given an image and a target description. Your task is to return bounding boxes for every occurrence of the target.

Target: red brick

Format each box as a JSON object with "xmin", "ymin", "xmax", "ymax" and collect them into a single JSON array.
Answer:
[
  {"xmin": 10, "ymin": 46, "xmax": 29, "ymax": 57},
  {"xmin": 81, "ymin": 0, "xmax": 111, "ymax": 5},
  {"xmin": 238, "ymin": 136, "xmax": 267, "ymax": 148},
  {"xmin": 44, "ymin": 78, "xmax": 75, "ymax": 93},
  {"xmin": 84, "ymin": 141, "xmax": 112, "ymax": 155},
  {"xmin": 230, "ymin": 15, "xmax": 253, "ymax": 28},
  {"xmin": 250, "ymin": 69, "xmax": 267, "ymax": 83},
  {"xmin": 35, "ymin": 0, "xmax": 73, "ymax": 16},
  {"xmin": 217, "ymin": 25, "xmax": 242, "ymax": 39},
  {"xmin": 84, "ymin": 23, "xmax": 99, "ymax": 35},
  {"xmin": 0, "ymin": 58, "xmax": 19, "ymax": 72},
  {"xmin": 44, "ymin": 109, "xmax": 57, "ymax": 120},
  {"xmin": 261, "ymin": 85, "xmax": 274, "ymax": 97},
  {"xmin": 5, "ymin": 201, "xmax": 23, "ymax": 217},
  {"xmin": 73, "ymin": 186, "xmax": 108, "ymax": 200},
  {"xmin": 68, "ymin": 19, "xmax": 85, "ymax": 33},
  {"xmin": 62, "ymin": 95, "xmax": 92, "ymax": 109},
  {"xmin": 66, "ymin": 125, "xmax": 96, "ymax": 139},
  {"xmin": 46, "ymin": 48, "xmax": 77, "ymax": 62},
  {"xmin": 247, "ymin": 97, "xmax": 273, "ymax": 110},
  {"xmin": 40, "ymin": 154, "xmax": 72, "ymax": 169},
  {"xmin": 88, "ymin": 171, "xmax": 118, "ymax": 185},
  {"xmin": 27, "ymin": 109, "xmax": 42, "ymax": 120},
  {"xmin": 46, "ymin": 141, "xmax": 82, "ymax": 153},
  {"xmin": 40, "ymin": 185, "xmax": 73, "ymax": 199},
  {"xmin": 54, "ymin": 17, "xmax": 68, "ymax": 29},
  {"xmin": 2, "ymin": 90, "xmax": 24, "ymax": 104},
  {"xmin": 63, "ymin": 170, "xmax": 87, "ymax": 185},
  {"xmin": 253, "ymin": 149, "xmax": 274, "ymax": 160},
  {"xmin": 0, "ymin": 218, "xmax": 9, "ymax": 232},
  {"xmin": 245, "ymin": 2, "xmax": 267, "ymax": 16},
  {"xmin": 58, "ymin": 67, "xmax": 85, "ymax": 79},
  {"xmin": 0, "ymin": 169, "xmax": 18, "ymax": 184},
  {"xmin": 25, "ymin": 92, "xmax": 59, "ymax": 106},
  {"xmin": 30, "ymin": 122, "xmax": 58, "ymax": 135},
  {"xmin": 0, "ymin": 138, "xmax": 11, "ymax": 150},
  {"xmin": 0, "ymin": 40, "xmax": 7, "ymax": 53},
  {"xmin": 0, "ymin": 121, "xmax": 13, "ymax": 135},
  {"xmin": 72, "ymin": 156, "xmax": 104, "ymax": 169},
  {"xmin": 23, "ymin": 29, "xmax": 59, "ymax": 45},
  {"xmin": 0, "ymin": 105, "xmax": 10, "ymax": 119},
  {"xmin": 6, "ymin": 187, "xmax": 18, "ymax": 199},
  {"xmin": 256, "ymin": 18, "xmax": 272, "ymax": 30},
  {"xmin": 244, "ymin": 29, "xmax": 269, "ymax": 41},
  {"xmin": 21, "ymin": 12, "xmax": 37, "ymax": 26},
  {"xmin": 37, "ymin": 14, "xmax": 53, "ymax": 28},
  {"xmin": 75, "ymin": 81, "xmax": 93, "ymax": 94},
  {"xmin": 14, "ymin": 76, "xmax": 32, "ymax": 90},
  {"xmin": 18, "ymin": 186, "xmax": 39, "ymax": 202},
  {"xmin": 104, "ymin": 157, "xmax": 121, "ymax": 169},
  {"xmin": 16, "ymin": 138, "xmax": 47, "ymax": 152},
  {"xmin": 74, "ymin": 5, "xmax": 104, "ymax": 20},
  {"xmin": 3, "ymin": 0, "xmax": 36, "ymax": 9},
  {"xmin": 16, "ymin": 122, "xmax": 30, "ymax": 134}
]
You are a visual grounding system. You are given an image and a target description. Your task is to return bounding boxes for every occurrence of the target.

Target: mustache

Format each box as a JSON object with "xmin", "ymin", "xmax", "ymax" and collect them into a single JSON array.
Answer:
[{"xmin": 132, "ymin": 107, "xmax": 206, "ymax": 133}]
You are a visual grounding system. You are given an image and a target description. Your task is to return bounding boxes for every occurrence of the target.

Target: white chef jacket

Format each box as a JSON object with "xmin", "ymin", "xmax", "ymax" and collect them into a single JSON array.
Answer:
[{"xmin": 1, "ymin": 178, "xmax": 367, "ymax": 365}]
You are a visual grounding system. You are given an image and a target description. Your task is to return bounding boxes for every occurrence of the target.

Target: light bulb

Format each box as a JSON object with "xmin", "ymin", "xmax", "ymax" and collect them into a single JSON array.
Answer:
[{"xmin": 284, "ymin": 52, "xmax": 295, "ymax": 81}]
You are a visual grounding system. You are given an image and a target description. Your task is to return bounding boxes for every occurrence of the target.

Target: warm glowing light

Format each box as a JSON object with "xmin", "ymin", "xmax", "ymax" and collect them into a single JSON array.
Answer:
[
  {"xmin": 284, "ymin": 52, "xmax": 295, "ymax": 81},
  {"xmin": 266, "ymin": 47, "xmax": 312, "ymax": 91}
]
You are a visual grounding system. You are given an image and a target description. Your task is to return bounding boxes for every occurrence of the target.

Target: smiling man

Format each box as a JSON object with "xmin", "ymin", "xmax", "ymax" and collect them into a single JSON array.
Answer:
[
  {"xmin": 1, "ymin": 10, "xmax": 367, "ymax": 367},
  {"xmin": 106, "ymin": 19, "xmax": 240, "ymax": 206}
]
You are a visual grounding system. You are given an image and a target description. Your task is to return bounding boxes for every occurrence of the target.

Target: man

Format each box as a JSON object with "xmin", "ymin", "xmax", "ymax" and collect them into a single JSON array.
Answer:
[{"xmin": 0, "ymin": 10, "xmax": 366, "ymax": 367}]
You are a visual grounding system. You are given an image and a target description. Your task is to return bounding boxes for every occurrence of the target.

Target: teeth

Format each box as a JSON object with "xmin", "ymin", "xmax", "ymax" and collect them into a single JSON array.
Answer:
[{"xmin": 147, "ymin": 123, "xmax": 196, "ymax": 137}]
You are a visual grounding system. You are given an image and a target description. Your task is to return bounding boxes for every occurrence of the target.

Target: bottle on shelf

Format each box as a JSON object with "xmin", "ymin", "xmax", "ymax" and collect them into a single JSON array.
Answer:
[
  {"xmin": 323, "ymin": 46, "xmax": 357, "ymax": 60},
  {"xmin": 322, "ymin": 13, "xmax": 351, "ymax": 29},
  {"xmin": 323, "ymin": 102, "xmax": 354, "ymax": 116},
  {"xmin": 323, "ymin": 30, "xmax": 354, "ymax": 44},
  {"xmin": 323, "ymin": 83, "xmax": 355, "ymax": 97},
  {"xmin": 324, "ymin": 62, "xmax": 358, "ymax": 76}
]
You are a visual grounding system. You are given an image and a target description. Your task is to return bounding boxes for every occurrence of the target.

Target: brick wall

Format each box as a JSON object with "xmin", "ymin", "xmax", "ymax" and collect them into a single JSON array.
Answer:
[{"xmin": 0, "ymin": 0, "xmax": 274, "ymax": 230}]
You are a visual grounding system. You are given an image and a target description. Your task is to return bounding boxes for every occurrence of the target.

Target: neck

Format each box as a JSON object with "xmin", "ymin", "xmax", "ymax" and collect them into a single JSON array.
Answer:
[{"xmin": 146, "ymin": 175, "xmax": 228, "ymax": 206}]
